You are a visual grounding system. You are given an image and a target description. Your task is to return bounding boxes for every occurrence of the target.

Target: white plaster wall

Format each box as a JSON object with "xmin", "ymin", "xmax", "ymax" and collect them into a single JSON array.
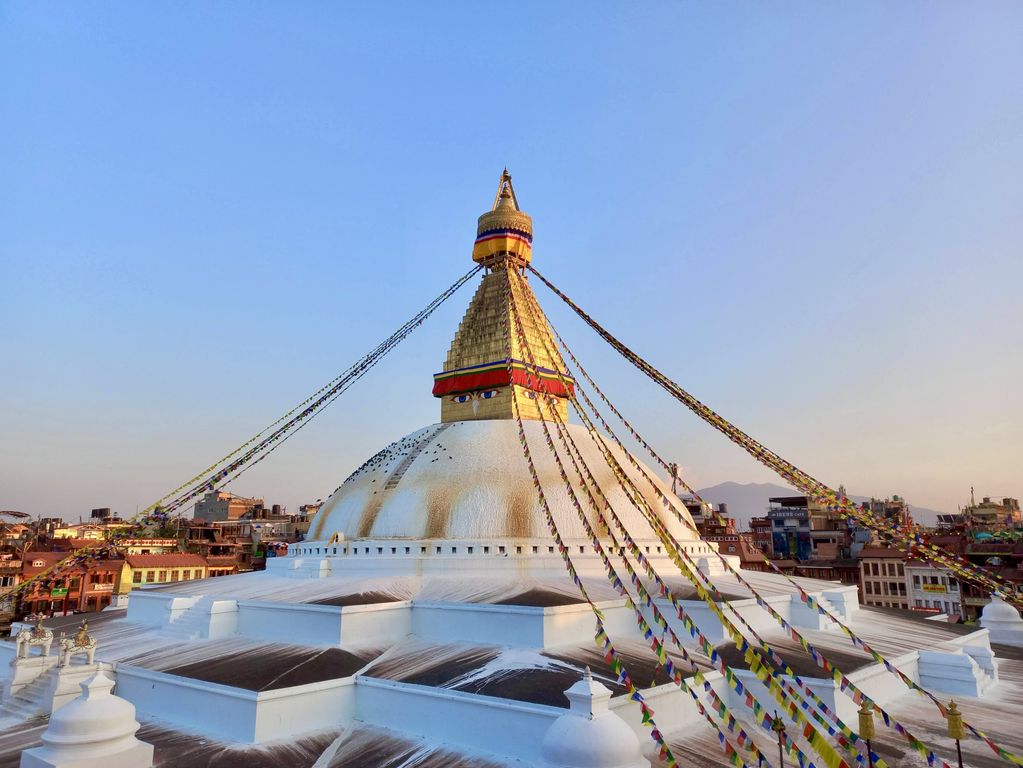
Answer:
[
  {"xmin": 116, "ymin": 665, "xmax": 354, "ymax": 743},
  {"xmin": 237, "ymin": 602, "xmax": 345, "ymax": 645},
  {"xmin": 125, "ymin": 592, "xmax": 197, "ymax": 628},
  {"xmin": 340, "ymin": 602, "xmax": 413, "ymax": 647},
  {"xmin": 355, "ymin": 677, "xmax": 557, "ymax": 761},
  {"xmin": 412, "ymin": 603, "xmax": 545, "ymax": 646},
  {"xmin": 116, "ymin": 666, "xmax": 258, "ymax": 743},
  {"xmin": 253, "ymin": 678, "xmax": 355, "ymax": 741}
]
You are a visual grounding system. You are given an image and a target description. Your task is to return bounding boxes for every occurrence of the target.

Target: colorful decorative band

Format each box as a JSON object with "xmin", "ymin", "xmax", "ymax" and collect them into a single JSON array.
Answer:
[
  {"xmin": 475, "ymin": 228, "xmax": 533, "ymax": 245},
  {"xmin": 472, "ymin": 229, "xmax": 533, "ymax": 262},
  {"xmin": 432, "ymin": 359, "xmax": 574, "ymax": 398}
]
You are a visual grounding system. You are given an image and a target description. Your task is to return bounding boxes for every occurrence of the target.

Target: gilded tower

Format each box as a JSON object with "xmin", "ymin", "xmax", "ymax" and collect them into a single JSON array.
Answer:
[{"xmin": 433, "ymin": 171, "xmax": 573, "ymax": 422}]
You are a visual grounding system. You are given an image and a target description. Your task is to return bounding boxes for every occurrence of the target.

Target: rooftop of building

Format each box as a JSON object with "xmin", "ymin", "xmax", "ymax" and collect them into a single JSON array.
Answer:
[{"xmin": 124, "ymin": 553, "xmax": 208, "ymax": 569}]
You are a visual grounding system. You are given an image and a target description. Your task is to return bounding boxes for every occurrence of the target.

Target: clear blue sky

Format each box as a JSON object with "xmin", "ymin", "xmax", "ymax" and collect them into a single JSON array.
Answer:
[{"xmin": 2, "ymin": 3, "xmax": 1021, "ymax": 520}]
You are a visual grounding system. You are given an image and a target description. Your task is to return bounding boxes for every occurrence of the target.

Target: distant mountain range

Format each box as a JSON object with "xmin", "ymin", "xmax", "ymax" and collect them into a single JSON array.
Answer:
[{"xmin": 694, "ymin": 481, "xmax": 949, "ymax": 528}]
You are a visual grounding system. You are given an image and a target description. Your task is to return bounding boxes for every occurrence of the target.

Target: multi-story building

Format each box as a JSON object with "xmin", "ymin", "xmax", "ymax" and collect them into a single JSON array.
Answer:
[
  {"xmin": 966, "ymin": 496, "xmax": 1022, "ymax": 529},
  {"xmin": 857, "ymin": 547, "xmax": 909, "ymax": 609},
  {"xmin": 194, "ymin": 491, "xmax": 265, "ymax": 522},
  {"xmin": 748, "ymin": 516, "xmax": 773, "ymax": 557},
  {"xmin": 20, "ymin": 552, "xmax": 124, "ymax": 616},
  {"xmin": 121, "ymin": 553, "xmax": 209, "ymax": 590},
  {"xmin": 906, "ymin": 560, "xmax": 962, "ymax": 618},
  {"xmin": 118, "ymin": 538, "xmax": 180, "ymax": 555},
  {"xmin": 768, "ymin": 496, "xmax": 812, "ymax": 561}
]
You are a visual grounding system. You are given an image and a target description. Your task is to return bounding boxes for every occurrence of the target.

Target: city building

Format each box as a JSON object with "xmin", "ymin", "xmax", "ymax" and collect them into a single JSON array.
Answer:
[
  {"xmin": 748, "ymin": 516, "xmax": 773, "ymax": 556},
  {"xmin": 906, "ymin": 560, "xmax": 962, "ymax": 618},
  {"xmin": 857, "ymin": 547, "xmax": 909, "ymax": 610},
  {"xmin": 966, "ymin": 496, "xmax": 1022, "ymax": 529},
  {"xmin": 19, "ymin": 552, "xmax": 124, "ymax": 615},
  {"xmin": 120, "ymin": 553, "xmax": 209, "ymax": 590},
  {"xmin": 767, "ymin": 496, "xmax": 812, "ymax": 560},
  {"xmin": 193, "ymin": 491, "xmax": 265, "ymax": 522}
]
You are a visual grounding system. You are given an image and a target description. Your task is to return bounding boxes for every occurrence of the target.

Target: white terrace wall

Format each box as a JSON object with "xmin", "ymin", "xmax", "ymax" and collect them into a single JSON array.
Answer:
[
  {"xmin": 411, "ymin": 601, "xmax": 637, "ymax": 648},
  {"xmin": 355, "ymin": 677, "xmax": 558, "ymax": 761},
  {"xmin": 115, "ymin": 665, "xmax": 354, "ymax": 743},
  {"xmin": 125, "ymin": 592, "xmax": 198, "ymax": 628}
]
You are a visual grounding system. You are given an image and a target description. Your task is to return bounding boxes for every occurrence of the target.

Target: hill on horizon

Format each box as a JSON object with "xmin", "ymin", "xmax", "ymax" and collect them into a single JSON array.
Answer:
[{"xmin": 694, "ymin": 481, "xmax": 948, "ymax": 528}]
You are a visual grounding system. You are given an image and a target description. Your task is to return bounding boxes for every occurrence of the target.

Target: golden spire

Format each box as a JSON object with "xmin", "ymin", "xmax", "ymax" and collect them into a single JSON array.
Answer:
[
  {"xmin": 433, "ymin": 171, "xmax": 572, "ymax": 423},
  {"xmin": 473, "ymin": 169, "xmax": 533, "ymax": 265}
]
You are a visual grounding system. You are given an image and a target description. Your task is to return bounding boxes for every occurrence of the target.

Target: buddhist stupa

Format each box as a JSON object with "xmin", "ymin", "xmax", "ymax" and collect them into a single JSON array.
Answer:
[{"xmin": 0, "ymin": 173, "xmax": 1020, "ymax": 768}]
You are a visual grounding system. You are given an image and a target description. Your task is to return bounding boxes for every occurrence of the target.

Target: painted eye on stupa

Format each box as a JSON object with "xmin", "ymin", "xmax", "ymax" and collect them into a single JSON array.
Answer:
[
  {"xmin": 452, "ymin": 394, "xmax": 473, "ymax": 404},
  {"xmin": 480, "ymin": 389, "xmax": 499, "ymax": 400}
]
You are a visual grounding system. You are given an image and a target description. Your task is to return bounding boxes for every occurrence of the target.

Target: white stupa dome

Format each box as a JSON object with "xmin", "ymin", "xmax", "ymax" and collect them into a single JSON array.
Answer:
[
  {"xmin": 981, "ymin": 593, "xmax": 1022, "ymax": 623},
  {"xmin": 539, "ymin": 669, "xmax": 648, "ymax": 768},
  {"xmin": 309, "ymin": 419, "xmax": 699, "ymax": 544}
]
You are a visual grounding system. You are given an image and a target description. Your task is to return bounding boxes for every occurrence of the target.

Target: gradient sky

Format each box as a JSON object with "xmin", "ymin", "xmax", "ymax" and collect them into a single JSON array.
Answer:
[{"xmin": 2, "ymin": 3, "xmax": 1021, "ymax": 521}]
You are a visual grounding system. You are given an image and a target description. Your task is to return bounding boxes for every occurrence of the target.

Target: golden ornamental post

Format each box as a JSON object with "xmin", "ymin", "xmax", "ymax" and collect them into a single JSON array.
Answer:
[
  {"xmin": 858, "ymin": 701, "xmax": 876, "ymax": 768},
  {"xmin": 946, "ymin": 699, "xmax": 965, "ymax": 768},
  {"xmin": 771, "ymin": 711, "xmax": 786, "ymax": 768}
]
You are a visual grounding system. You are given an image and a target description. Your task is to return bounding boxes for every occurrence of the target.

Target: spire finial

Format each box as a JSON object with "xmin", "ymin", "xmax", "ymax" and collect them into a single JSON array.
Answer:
[{"xmin": 473, "ymin": 169, "xmax": 533, "ymax": 265}]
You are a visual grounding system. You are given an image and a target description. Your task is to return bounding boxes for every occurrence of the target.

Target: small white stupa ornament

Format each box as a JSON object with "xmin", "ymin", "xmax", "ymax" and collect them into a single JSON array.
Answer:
[
  {"xmin": 539, "ymin": 668, "xmax": 648, "ymax": 768},
  {"xmin": 20, "ymin": 671, "xmax": 154, "ymax": 768},
  {"xmin": 980, "ymin": 592, "xmax": 1023, "ymax": 646}
]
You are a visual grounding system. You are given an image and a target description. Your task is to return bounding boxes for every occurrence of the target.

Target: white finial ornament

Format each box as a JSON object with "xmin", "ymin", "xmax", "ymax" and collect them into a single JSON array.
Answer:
[
  {"xmin": 539, "ymin": 668, "xmax": 648, "ymax": 767},
  {"xmin": 20, "ymin": 671, "xmax": 154, "ymax": 768},
  {"xmin": 980, "ymin": 592, "xmax": 1023, "ymax": 647}
]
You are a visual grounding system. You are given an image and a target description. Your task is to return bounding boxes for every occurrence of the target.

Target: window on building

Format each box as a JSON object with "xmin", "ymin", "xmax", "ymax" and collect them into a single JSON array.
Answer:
[
  {"xmin": 870, "ymin": 563, "xmax": 879, "ymax": 576},
  {"xmin": 404, "ymin": 547, "xmax": 410, "ymax": 554},
  {"xmin": 435, "ymin": 546, "xmax": 441, "ymax": 554},
  {"xmin": 483, "ymin": 546, "xmax": 490, "ymax": 554},
  {"xmin": 915, "ymin": 599, "xmax": 923, "ymax": 607},
  {"xmin": 391, "ymin": 547, "xmax": 396, "ymax": 554},
  {"xmin": 145, "ymin": 571, "xmax": 155, "ymax": 583},
  {"xmin": 158, "ymin": 571, "xmax": 167, "ymax": 583},
  {"xmin": 451, "ymin": 547, "xmax": 458, "ymax": 554},
  {"xmin": 548, "ymin": 546, "xmax": 554, "ymax": 554},
  {"xmin": 865, "ymin": 582, "xmax": 873, "ymax": 594},
  {"xmin": 516, "ymin": 546, "xmax": 522, "ymax": 554},
  {"xmin": 500, "ymin": 546, "xmax": 507, "ymax": 554},
  {"xmin": 913, "ymin": 575, "xmax": 921, "ymax": 587},
  {"xmin": 182, "ymin": 571, "xmax": 191, "ymax": 580},
  {"xmin": 171, "ymin": 570, "xmax": 179, "ymax": 581},
  {"xmin": 466, "ymin": 546, "xmax": 473, "ymax": 554},
  {"xmin": 950, "ymin": 581, "xmax": 959, "ymax": 592},
  {"xmin": 897, "ymin": 563, "xmax": 905, "ymax": 577},
  {"xmin": 532, "ymin": 546, "xmax": 538, "ymax": 554},
  {"xmin": 132, "ymin": 571, "xmax": 142, "ymax": 584},
  {"xmin": 929, "ymin": 576, "xmax": 939, "ymax": 585}
]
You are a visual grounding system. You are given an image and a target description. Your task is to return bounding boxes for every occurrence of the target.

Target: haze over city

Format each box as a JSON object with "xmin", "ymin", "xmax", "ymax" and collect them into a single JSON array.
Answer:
[{"xmin": 3, "ymin": 3, "xmax": 1020, "ymax": 519}]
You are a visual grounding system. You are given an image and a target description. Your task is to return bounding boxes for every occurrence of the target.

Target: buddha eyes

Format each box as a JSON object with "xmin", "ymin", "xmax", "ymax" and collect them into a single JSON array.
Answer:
[{"xmin": 450, "ymin": 389, "xmax": 500, "ymax": 404}]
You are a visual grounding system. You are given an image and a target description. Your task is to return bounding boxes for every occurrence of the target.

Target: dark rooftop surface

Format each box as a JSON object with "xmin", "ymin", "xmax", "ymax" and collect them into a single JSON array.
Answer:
[
  {"xmin": 491, "ymin": 588, "xmax": 585, "ymax": 607},
  {"xmin": 364, "ymin": 639, "xmax": 676, "ymax": 707},
  {"xmin": 123, "ymin": 642, "xmax": 382, "ymax": 692},
  {"xmin": 857, "ymin": 604, "xmax": 981, "ymax": 636},
  {"xmin": 307, "ymin": 591, "xmax": 405, "ymax": 607}
]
